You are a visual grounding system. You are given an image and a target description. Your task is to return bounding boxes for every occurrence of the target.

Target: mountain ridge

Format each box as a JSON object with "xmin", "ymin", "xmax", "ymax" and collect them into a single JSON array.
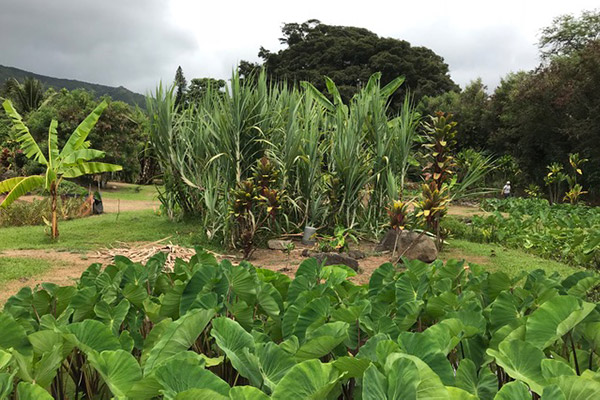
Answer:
[{"xmin": 0, "ymin": 64, "xmax": 145, "ymax": 106}]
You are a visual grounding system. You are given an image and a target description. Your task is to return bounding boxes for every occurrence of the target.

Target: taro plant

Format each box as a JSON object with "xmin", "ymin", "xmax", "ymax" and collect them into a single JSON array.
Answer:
[{"xmin": 0, "ymin": 100, "xmax": 122, "ymax": 238}]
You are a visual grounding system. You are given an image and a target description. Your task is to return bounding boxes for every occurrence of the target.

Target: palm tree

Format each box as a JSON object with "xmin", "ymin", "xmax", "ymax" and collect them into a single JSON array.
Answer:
[
  {"xmin": 2, "ymin": 77, "xmax": 46, "ymax": 114},
  {"xmin": 0, "ymin": 99, "xmax": 122, "ymax": 238}
]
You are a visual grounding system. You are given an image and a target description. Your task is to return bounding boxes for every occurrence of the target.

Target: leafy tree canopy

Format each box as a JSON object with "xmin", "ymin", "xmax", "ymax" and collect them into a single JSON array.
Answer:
[
  {"xmin": 241, "ymin": 20, "xmax": 458, "ymax": 109},
  {"xmin": 539, "ymin": 9, "xmax": 600, "ymax": 59}
]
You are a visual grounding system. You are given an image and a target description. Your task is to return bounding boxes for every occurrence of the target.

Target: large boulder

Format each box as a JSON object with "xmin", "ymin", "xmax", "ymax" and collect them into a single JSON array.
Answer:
[{"xmin": 375, "ymin": 229, "xmax": 438, "ymax": 263}]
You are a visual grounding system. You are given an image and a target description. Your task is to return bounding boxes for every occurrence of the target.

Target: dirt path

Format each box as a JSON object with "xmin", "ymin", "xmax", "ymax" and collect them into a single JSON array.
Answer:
[{"xmin": 18, "ymin": 195, "xmax": 160, "ymax": 213}]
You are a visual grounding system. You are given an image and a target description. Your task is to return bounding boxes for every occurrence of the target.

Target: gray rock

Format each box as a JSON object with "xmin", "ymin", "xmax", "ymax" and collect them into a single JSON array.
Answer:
[
  {"xmin": 347, "ymin": 250, "xmax": 366, "ymax": 260},
  {"xmin": 375, "ymin": 229, "xmax": 438, "ymax": 263},
  {"xmin": 312, "ymin": 252, "xmax": 359, "ymax": 271},
  {"xmin": 267, "ymin": 239, "xmax": 292, "ymax": 250}
]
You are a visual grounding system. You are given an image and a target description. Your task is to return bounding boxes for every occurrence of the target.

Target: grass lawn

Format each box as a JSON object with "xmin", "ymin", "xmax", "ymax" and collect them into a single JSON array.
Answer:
[
  {"xmin": 0, "ymin": 210, "xmax": 204, "ymax": 252},
  {"xmin": 100, "ymin": 183, "xmax": 161, "ymax": 202},
  {"xmin": 441, "ymin": 239, "xmax": 579, "ymax": 278},
  {"xmin": 0, "ymin": 257, "xmax": 52, "ymax": 286}
]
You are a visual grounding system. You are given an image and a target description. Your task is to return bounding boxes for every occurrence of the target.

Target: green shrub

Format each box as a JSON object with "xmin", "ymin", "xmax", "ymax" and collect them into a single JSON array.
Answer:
[
  {"xmin": 0, "ymin": 197, "xmax": 86, "ymax": 227},
  {"xmin": 0, "ymin": 252, "xmax": 599, "ymax": 398}
]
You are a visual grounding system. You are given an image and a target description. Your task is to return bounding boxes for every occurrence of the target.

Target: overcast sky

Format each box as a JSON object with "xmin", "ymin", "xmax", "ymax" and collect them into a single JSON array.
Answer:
[{"xmin": 0, "ymin": 0, "xmax": 598, "ymax": 94}]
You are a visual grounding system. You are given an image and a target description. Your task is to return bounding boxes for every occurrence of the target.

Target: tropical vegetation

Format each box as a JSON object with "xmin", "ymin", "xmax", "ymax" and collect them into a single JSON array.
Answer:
[{"xmin": 1, "ymin": 251, "xmax": 599, "ymax": 399}]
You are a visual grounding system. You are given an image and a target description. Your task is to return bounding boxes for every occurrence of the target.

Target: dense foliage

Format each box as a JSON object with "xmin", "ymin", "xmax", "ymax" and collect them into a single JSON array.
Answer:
[
  {"xmin": 240, "ymin": 20, "xmax": 458, "ymax": 110},
  {"xmin": 1, "ymin": 252, "xmax": 599, "ymax": 398},
  {"xmin": 449, "ymin": 198, "xmax": 600, "ymax": 269}
]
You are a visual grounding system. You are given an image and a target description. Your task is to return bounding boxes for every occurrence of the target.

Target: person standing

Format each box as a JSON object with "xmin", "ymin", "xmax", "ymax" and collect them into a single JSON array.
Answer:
[{"xmin": 502, "ymin": 181, "xmax": 511, "ymax": 198}]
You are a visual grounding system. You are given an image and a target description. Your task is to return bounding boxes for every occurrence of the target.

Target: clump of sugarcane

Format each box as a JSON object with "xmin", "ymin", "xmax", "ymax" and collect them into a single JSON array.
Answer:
[{"xmin": 417, "ymin": 111, "xmax": 456, "ymax": 250}]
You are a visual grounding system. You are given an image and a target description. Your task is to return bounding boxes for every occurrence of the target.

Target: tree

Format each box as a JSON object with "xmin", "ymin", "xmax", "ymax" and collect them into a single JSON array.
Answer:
[
  {"xmin": 539, "ymin": 9, "xmax": 600, "ymax": 59},
  {"xmin": 242, "ymin": 20, "xmax": 458, "ymax": 109},
  {"xmin": 174, "ymin": 66, "xmax": 187, "ymax": 108},
  {"xmin": 0, "ymin": 100, "xmax": 122, "ymax": 238},
  {"xmin": 187, "ymin": 78, "xmax": 226, "ymax": 104},
  {"xmin": 1, "ymin": 77, "xmax": 47, "ymax": 114},
  {"xmin": 418, "ymin": 78, "xmax": 492, "ymax": 149}
]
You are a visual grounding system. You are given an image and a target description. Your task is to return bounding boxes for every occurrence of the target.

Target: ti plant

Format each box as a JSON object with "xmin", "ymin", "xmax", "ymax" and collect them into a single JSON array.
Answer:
[
  {"xmin": 386, "ymin": 199, "xmax": 410, "ymax": 259},
  {"xmin": 0, "ymin": 100, "xmax": 122, "ymax": 239},
  {"xmin": 418, "ymin": 111, "xmax": 457, "ymax": 250},
  {"xmin": 564, "ymin": 153, "xmax": 588, "ymax": 204},
  {"xmin": 230, "ymin": 157, "xmax": 282, "ymax": 259},
  {"xmin": 544, "ymin": 162, "xmax": 566, "ymax": 204}
]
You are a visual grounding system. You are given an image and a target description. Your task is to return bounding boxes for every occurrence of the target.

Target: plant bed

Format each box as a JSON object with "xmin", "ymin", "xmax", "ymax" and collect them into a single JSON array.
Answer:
[{"xmin": 1, "ymin": 250, "xmax": 599, "ymax": 398}]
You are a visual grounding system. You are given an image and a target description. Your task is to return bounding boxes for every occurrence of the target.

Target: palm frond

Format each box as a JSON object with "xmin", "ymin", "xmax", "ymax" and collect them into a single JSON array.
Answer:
[{"xmin": 61, "ymin": 162, "xmax": 122, "ymax": 178}]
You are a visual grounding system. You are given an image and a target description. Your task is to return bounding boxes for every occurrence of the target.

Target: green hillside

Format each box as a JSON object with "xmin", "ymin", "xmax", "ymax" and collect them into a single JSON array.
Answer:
[{"xmin": 0, "ymin": 64, "xmax": 145, "ymax": 106}]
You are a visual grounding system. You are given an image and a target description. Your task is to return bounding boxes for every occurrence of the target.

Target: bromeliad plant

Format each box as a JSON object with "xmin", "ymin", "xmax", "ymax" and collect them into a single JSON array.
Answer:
[
  {"xmin": 0, "ymin": 100, "xmax": 122, "ymax": 238},
  {"xmin": 1, "ymin": 251, "xmax": 599, "ymax": 399}
]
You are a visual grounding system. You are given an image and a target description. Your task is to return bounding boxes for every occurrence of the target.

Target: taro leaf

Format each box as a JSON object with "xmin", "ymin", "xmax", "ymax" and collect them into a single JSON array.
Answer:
[
  {"xmin": 257, "ymin": 281, "xmax": 283, "ymax": 319},
  {"xmin": 0, "ymin": 313, "xmax": 32, "ymax": 356},
  {"xmin": 123, "ymin": 283, "xmax": 148, "ymax": 308},
  {"xmin": 363, "ymin": 358, "xmax": 419, "ymax": 400},
  {"xmin": 295, "ymin": 321, "xmax": 348, "ymax": 361},
  {"xmin": 179, "ymin": 265, "xmax": 220, "ymax": 315},
  {"xmin": 144, "ymin": 308, "xmax": 214, "ymax": 374},
  {"xmin": 493, "ymin": 381, "xmax": 530, "ymax": 399},
  {"xmin": 540, "ymin": 359, "xmax": 576, "ymax": 380},
  {"xmin": 210, "ymin": 317, "xmax": 262, "ymax": 387},
  {"xmin": 456, "ymin": 358, "xmax": 497, "ymax": 400},
  {"xmin": 0, "ymin": 350, "xmax": 12, "ymax": 370},
  {"xmin": 487, "ymin": 339, "xmax": 547, "ymax": 394},
  {"xmin": 94, "ymin": 299, "xmax": 130, "ymax": 335},
  {"xmin": 368, "ymin": 262, "xmax": 396, "ymax": 302},
  {"xmin": 70, "ymin": 286, "xmax": 98, "ymax": 321},
  {"xmin": 65, "ymin": 319, "xmax": 121, "ymax": 354},
  {"xmin": 0, "ymin": 372, "xmax": 15, "ymax": 399},
  {"xmin": 229, "ymin": 385, "xmax": 271, "ymax": 399},
  {"xmin": 174, "ymin": 389, "xmax": 228, "ymax": 399},
  {"xmin": 398, "ymin": 331, "xmax": 455, "ymax": 386},
  {"xmin": 255, "ymin": 341, "xmax": 296, "ymax": 392},
  {"xmin": 356, "ymin": 333, "xmax": 391, "ymax": 362},
  {"xmin": 567, "ymin": 276, "xmax": 600, "ymax": 298},
  {"xmin": 384, "ymin": 353, "xmax": 451, "ymax": 399},
  {"xmin": 525, "ymin": 295, "xmax": 595, "ymax": 350},
  {"xmin": 489, "ymin": 291, "xmax": 521, "ymax": 332},
  {"xmin": 446, "ymin": 386, "xmax": 480, "ymax": 399},
  {"xmin": 271, "ymin": 359, "xmax": 344, "ymax": 400},
  {"xmin": 15, "ymin": 381, "xmax": 53, "ymax": 400},
  {"xmin": 293, "ymin": 297, "xmax": 330, "ymax": 342},
  {"xmin": 222, "ymin": 261, "xmax": 258, "ymax": 304},
  {"xmin": 154, "ymin": 358, "xmax": 230, "ymax": 400},
  {"xmin": 541, "ymin": 376, "xmax": 600, "ymax": 400},
  {"xmin": 141, "ymin": 318, "xmax": 172, "ymax": 366},
  {"xmin": 87, "ymin": 350, "xmax": 142, "ymax": 398},
  {"xmin": 160, "ymin": 281, "xmax": 186, "ymax": 319},
  {"xmin": 332, "ymin": 356, "xmax": 371, "ymax": 379}
]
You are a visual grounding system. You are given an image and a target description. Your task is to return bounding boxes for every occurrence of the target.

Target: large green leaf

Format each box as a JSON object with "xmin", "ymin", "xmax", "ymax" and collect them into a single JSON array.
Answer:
[
  {"xmin": 144, "ymin": 308, "xmax": 214, "ymax": 374},
  {"xmin": 456, "ymin": 359, "xmax": 498, "ymax": 400},
  {"xmin": 229, "ymin": 386, "xmax": 271, "ymax": 399},
  {"xmin": 15, "ymin": 381, "xmax": 53, "ymax": 400},
  {"xmin": 525, "ymin": 295, "xmax": 595, "ymax": 349},
  {"xmin": 60, "ymin": 100, "xmax": 107, "ymax": 157},
  {"xmin": 541, "ymin": 375, "xmax": 600, "ymax": 400},
  {"xmin": 65, "ymin": 319, "xmax": 121, "ymax": 354},
  {"xmin": 47, "ymin": 119, "xmax": 59, "ymax": 168},
  {"xmin": 296, "ymin": 322, "xmax": 348, "ymax": 361},
  {"xmin": 154, "ymin": 357, "xmax": 230, "ymax": 400},
  {"xmin": 493, "ymin": 381, "xmax": 530, "ymax": 400},
  {"xmin": 60, "ymin": 148, "xmax": 106, "ymax": 165},
  {"xmin": 384, "ymin": 353, "xmax": 452, "ymax": 399},
  {"xmin": 255, "ymin": 342, "xmax": 296, "ymax": 392},
  {"xmin": 362, "ymin": 358, "xmax": 419, "ymax": 400},
  {"xmin": 0, "ymin": 372, "xmax": 14, "ymax": 399},
  {"xmin": 487, "ymin": 339, "xmax": 547, "ymax": 394},
  {"xmin": 210, "ymin": 317, "xmax": 262, "ymax": 386},
  {"xmin": 0, "ymin": 313, "xmax": 32, "ymax": 355},
  {"xmin": 61, "ymin": 161, "xmax": 122, "ymax": 178},
  {"xmin": 87, "ymin": 350, "xmax": 142, "ymax": 398},
  {"xmin": 2, "ymin": 100, "xmax": 47, "ymax": 164},
  {"xmin": 94, "ymin": 299, "xmax": 130, "ymax": 335},
  {"xmin": 271, "ymin": 359, "xmax": 343, "ymax": 400},
  {"xmin": 0, "ymin": 175, "xmax": 44, "ymax": 208}
]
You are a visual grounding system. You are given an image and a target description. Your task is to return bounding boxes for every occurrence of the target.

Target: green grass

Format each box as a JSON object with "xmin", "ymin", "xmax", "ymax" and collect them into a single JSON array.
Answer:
[
  {"xmin": 0, "ymin": 257, "xmax": 52, "ymax": 286},
  {"xmin": 441, "ymin": 239, "xmax": 580, "ymax": 278},
  {"xmin": 100, "ymin": 183, "xmax": 161, "ymax": 202},
  {"xmin": 0, "ymin": 210, "xmax": 206, "ymax": 251}
]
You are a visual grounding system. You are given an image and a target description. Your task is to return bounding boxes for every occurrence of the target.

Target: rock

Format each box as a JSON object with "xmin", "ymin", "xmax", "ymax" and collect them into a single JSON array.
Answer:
[
  {"xmin": 375, "ymin": 229, "xmax": 438, "ymax": 263},
  {"xmin": 267, "ymin": 239, "xmax": 293, "ymax": 250},
  {"xmin": 301, "ymin": 249, "xmax": 315, "ymax": 257},
  {"xmin": 347, "ymin": 250, "xmax": 366, "ymax": 260},
  {"xmin": 312, "ymin": 252, "xmax": 359, "ymax": 271}
]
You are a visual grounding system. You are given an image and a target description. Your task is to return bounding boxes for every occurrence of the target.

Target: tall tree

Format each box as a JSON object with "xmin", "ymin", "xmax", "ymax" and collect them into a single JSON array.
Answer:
[
  {"xmin": 1, "ymin": 77, "xmax": 46, "ymax": 114},
  {"xmin": 242, "ymin": 20, "xmax": 458, "ymax": 110},
  {"xmin": 187, "ymin": 78, "xmax": 226, "ymax": 104},
  {"xmin": 174, "ymin": 66, "xmax": 187, "ymax": 108},
  {"xmin": 539, "ymin": 9, "xmax": 600, "ymax": 59}
]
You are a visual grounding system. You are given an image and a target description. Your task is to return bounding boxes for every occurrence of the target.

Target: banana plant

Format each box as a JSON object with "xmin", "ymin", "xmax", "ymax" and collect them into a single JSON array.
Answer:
[{"xmin": 0, "ymin": 99, "xmax": 122, "ymax": 238}]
